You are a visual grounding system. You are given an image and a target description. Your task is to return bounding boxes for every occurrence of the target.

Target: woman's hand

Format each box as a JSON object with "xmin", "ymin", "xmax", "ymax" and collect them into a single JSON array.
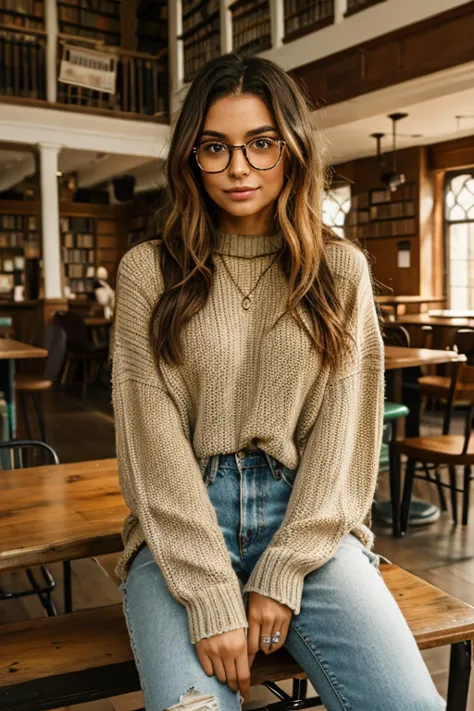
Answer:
[
  {"xmin": 195, "ymin": 628, "xmax": 251, "ymax": 702},
  {"xmin": 246, "ymin": 592, "xmax": 292, "ymax": 669}
]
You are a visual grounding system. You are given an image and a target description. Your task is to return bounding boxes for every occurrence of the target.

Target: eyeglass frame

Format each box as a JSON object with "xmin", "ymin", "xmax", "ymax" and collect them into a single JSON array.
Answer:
[{"xmin": 192, "ymin": 137, "xmax": 287, "ymax": 173}]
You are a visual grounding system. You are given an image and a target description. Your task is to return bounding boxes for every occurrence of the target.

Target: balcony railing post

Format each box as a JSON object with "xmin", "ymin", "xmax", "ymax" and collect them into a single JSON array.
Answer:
[
  {"xmin": 38, "ymin": 142, "xmax": 62, "ymax": 300},
  {"xmin": 44, "ymin": 0, "xmax": 58, "ymax": 102},
  {"xmin": 335, "ymin": 0, "xmax": 348, "ymax": 23},
  {"xmin": 270, "ymin": 0, "xmax": 284, "ymax": 50},
  {"xmin": 220, "ymin": 0, "xmax": 232, "ymax": 54}
]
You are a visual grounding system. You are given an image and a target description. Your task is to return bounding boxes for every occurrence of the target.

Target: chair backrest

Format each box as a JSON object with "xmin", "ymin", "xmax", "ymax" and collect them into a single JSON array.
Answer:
[
  {"xmin": 54, "ymin": 311, "xmax": 91, "ymax": 351},
  {"xmin": 43, "ymin": 321, "xmax": 68, "ymax": 384},
  {"xmin": 0, "ymin": 439, "xmax": 59, "ymax": 471},
  {"xmin": 381, "ymin": 322, "xmax": 411, "ymax": 348}
]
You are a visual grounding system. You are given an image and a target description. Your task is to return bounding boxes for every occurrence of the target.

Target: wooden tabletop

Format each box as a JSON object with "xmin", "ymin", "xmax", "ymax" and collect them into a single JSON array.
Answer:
[
  {"xmin": 376, "ymin": 295, "xmax": 445, "ymax": 306},
  {"xmin": 428, "ymin": 309, "xmax": 474, "ymax": 319},
  {"xmin": 84, "ymin": 317, "xmax": 113, "ymax": 327},
  {"xmin": 385, "ymin": 346, "xmax": 466, "ymax": 370},
  {"xmin": 395, "ymin": 314, "xmax": 474, "ymax": 329},
  {"xmin": 0, "ymin": 457, "xmax": 124, "ymax": 572},
  {"xmin": 0, "ymin": 338, "xmax": 47, "ymax": 359}
]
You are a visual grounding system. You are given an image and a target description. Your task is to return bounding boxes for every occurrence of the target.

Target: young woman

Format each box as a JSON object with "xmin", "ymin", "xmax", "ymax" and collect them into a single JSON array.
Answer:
[{"xmin": 111, "ymin": 54, "xmax": 445, "ymax": 711}]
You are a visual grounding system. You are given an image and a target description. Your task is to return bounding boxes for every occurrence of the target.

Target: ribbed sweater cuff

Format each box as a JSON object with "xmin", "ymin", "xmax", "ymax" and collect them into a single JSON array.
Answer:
[
  {"xmin": 185, "ymin": 582, "xmax": 249, "ymax": 645},
  {"xmin": 242, "ymin": 547, "xmax": 328, "ymax": 616}
]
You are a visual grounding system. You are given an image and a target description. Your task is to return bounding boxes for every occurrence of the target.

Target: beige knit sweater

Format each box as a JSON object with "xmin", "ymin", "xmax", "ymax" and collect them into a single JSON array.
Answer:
[{"xmin": 111, "ymin": 230, "xmax": 385, "ymax": 645}]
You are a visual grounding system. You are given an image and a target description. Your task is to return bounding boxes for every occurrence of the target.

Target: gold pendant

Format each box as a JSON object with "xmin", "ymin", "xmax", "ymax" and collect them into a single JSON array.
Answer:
[{"xmin": 242, "ymin": 296, "xmax": 251, "ymax": 310}]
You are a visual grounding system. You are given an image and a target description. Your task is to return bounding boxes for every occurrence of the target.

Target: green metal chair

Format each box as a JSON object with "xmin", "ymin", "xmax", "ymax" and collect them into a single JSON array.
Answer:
[{"xmin": 376, "ymin": 401, "xmax": 409, "ymax": 536}]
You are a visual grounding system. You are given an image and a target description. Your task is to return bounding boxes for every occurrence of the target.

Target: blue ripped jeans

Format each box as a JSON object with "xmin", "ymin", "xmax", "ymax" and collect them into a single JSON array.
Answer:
[{"xmin": 120, "ymin": 449, "xmax": 445, "ymax": 711}]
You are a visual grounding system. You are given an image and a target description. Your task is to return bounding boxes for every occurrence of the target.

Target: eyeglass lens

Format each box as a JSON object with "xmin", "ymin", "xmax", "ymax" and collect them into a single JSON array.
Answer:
[{"xmin": 196, "ymin": 138, "xmax": 281, "ymax": 172}]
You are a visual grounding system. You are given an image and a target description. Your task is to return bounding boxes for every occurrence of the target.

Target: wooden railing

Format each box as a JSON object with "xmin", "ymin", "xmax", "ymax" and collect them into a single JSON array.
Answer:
[
  {"xmin": 345, "ymin": 0, "xmax": 388, "ymax": 16},
  {"xmin": 0, "ymin": 24, "xmax": 47, "ymax": 100},
  {"xmin": 57, "ymin": 36, "xmax": 168, "ymax": 120}
]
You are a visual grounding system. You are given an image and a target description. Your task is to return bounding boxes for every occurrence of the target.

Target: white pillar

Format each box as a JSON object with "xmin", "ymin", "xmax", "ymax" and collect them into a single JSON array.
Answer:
[
  {"xmin": 44, "ymin": 0, "xmax": 58, "ymax": 103},
  {"xmin": 335, "ymin": 0, "xmax": 347, "ymax": 23},
  {"xmin": 168, "ymin": 0, "xmax": 185, "ymax": 120},
  {"xmin": 270, "ymin": 0, "xmax": 284, "ymax": 49},
  {"xmin": 38, "ymin": 143, "xmax": 62, "ymax": 299},
  {"xmin": 220, "ymin": 0, "xmax": 233, "ymax": 53}
]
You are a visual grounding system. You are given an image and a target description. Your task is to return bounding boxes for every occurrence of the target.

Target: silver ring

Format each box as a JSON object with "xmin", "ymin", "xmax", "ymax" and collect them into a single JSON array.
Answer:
[{"xmin": 260, "ymin": 631, "xmax": 281, "ymax": 645}]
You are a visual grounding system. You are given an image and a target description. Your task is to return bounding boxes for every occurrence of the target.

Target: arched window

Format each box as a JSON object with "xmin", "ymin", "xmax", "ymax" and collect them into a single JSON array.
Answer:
[
  {"xmin": 445, "ymin": 172, "xmax": 474, "ymax": 309},
  {"xmin": 322, "ymin": 185, "xmax": 351, "ymax": 238}
]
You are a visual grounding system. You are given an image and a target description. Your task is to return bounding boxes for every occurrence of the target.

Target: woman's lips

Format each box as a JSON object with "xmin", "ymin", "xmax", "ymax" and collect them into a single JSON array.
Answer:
[{"xmin": 225, "ymin": 188, "xmax": 259, "ymax": 200}]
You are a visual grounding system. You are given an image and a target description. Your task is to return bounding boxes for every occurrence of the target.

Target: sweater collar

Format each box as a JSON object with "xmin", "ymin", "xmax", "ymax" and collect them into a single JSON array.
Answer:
[{"xmin": 215, "ymin": 229, "xmax": 283, "ymax": 258}]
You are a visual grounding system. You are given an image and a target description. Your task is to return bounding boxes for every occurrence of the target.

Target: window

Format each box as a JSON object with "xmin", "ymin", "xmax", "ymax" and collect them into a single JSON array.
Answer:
[
  {"xmin": 445, "ymin": 172, "xmax": 474, "ymax": 309},
  {"xmin": 322, "ymin": 185, "xmax": 351, "ymax": 238}
]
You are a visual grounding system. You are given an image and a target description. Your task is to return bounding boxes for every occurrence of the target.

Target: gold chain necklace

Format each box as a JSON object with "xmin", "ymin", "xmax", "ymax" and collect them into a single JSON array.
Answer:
[{"xmin": 217, "ymin": 250, "xmax": 282, "ymax": 311}]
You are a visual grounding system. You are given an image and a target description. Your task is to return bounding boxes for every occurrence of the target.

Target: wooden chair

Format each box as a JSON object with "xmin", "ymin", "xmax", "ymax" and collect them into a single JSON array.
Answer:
[
  {"xmin": 15, "ymin": 320, "xmax": 67, "ymax": 443},
  {"xmin": 398, "ymin": 356, "xmax": 474, "ymax": 532},
  {"xmin": 1, "ymin": 564, "xmax": 473, "ymax": 711},
  {"xmin": 0, "ymin": 440, "xmax": 72, "ymax": 617},
  {"xmin": 419, "ymin": 329, "xmax": 474, "ymax": 407},
  {"xmin": 55, "ymin": 311, "xmax": 108, "ymax": 399}
]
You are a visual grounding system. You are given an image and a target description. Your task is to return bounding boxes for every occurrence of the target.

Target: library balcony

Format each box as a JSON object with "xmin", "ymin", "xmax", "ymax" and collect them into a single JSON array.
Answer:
[{"xmin": 0, "ymin": 0, "xmax": 169, "ymax": 122}]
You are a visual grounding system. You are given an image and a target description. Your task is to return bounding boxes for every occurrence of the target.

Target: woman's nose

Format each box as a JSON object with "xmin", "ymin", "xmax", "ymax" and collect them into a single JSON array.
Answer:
[{"xmin": 228, "ymin": 147, "xmax": 250, "ymax": 177}]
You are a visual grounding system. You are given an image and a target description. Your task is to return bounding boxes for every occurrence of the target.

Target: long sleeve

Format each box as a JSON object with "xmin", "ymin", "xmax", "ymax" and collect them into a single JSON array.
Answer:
[
  {"xmin": 111, "ymin": 246, "xmax": 248, "ymax": 645},
  {"xmin": 242, "ymin": 245, "xmax": 385, "ymax": 615}
]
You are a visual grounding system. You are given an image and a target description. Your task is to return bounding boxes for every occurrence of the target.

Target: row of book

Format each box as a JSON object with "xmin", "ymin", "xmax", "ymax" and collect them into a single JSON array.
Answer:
[
  {"xmin": 57, "ymin": 5, "xmax": 120, "ymax": 33},
  {"xmin": 284, "ymin": 0, "xmax": 333, "ymax": 36},
  {"xmin": 62, "ymin": 247, "xmax": 96, "ymax": 264},
  {"xmin": 182, "ymin": 0, "xmax": 219, "ymax": 35},
  {"xmin": 0, "ymin": 30, "xmax": 47, "ymax": 100},
  {"xmin": 0, "ymin": 215, "xmax": 23, "ymax": 230},
  {"xmin": 183, "ymin": 21, "xmax": 220, "ymax": 81},
  {"xmin": 60, "ymin": 216, "xmax": 95, "ymax": 233},
  {"xmin": 356, "ymin": 218, "xmax": 416, "ymax": 239},
  {"xmin": 369, "ymin": 202, "xmax": 415, "ymax": 220},
  {"xmin": 63, "ymin": 232, "xmax": 95, "ymax": 249},
  {"xmin": 68, "ymin": 277, "xmax": 95, "ymax": 293},
  {"xmin": 59, "ymin": 0, "xmax": 119, "ymax": 14},
  {"xmin": 0, "ymin": 232, "xmax": 25, "ymax": 248},
  {"xmin": 233, "ymin": 21, "xmax": 271, "ymax": 55},
  {"xmin": 66, "ymin": 263, "xmax": 96, "ymax": 279},
  {"xmin": 371, "ymin": 183, "xmax": 415, "ymax": 204},
  {"xmin": 0, "ymin": 255, "xmax": 25, "ymax": 272}
]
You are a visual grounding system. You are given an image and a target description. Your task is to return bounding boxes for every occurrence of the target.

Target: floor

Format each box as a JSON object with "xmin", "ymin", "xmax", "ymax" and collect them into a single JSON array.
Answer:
[{"xmin": 1, "ymin": 382, "xmax": 474, "ymax": 710}]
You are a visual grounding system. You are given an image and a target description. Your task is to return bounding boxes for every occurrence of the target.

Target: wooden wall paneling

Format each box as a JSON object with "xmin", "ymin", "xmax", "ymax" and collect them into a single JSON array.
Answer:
[
  {"xmin": 428, "ymin": 136, "xmax": 474, "ymax": 173},
  {"xmin": 418, "ymin": 146, "xmax": 436, "ymax": 300},
  {"xmin": 366, "ymin": 236, "xmax": 419, "ymax": 295}
]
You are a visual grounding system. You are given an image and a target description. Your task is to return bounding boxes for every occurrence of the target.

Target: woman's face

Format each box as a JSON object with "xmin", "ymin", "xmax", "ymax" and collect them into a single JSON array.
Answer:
[{"xmin": 196, "ymin": 94, "xmax": 286, "ymax": 233}]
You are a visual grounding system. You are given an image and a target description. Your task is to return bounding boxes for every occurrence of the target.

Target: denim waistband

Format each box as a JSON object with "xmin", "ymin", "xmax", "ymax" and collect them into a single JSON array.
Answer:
[{"xmin": 204, "ymin": 448, "xmax": 282, "ymax": 484}]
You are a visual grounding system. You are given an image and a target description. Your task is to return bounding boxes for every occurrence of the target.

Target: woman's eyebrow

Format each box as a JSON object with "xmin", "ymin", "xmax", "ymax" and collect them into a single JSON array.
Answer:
[{"xmin": 200, "ymin": 125, "xmax": 278, "ymax": 139}]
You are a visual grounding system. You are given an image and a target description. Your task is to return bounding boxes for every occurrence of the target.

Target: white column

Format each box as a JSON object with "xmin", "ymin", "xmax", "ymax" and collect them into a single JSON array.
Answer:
[
  {"xmin": 44, "ymin": 0, "xmax": 58, "ymax": 103},
  {"xmin": 270, "ymin": 0, "xmax": 284, "ymax": 49},
  {"xmin": 38, "ymin": 143, "xmax": 62, "ymax": 299},
  {"xmin": 334, "ymin": 0, "xmax": 347, "ymax": 23},
  {"xmin": 168, "ymin": 0, "xmax": 185, "ymax": 120},
  {"xmin": 220, "ymin": 0, "xmax": 233, "ymax": 53}
]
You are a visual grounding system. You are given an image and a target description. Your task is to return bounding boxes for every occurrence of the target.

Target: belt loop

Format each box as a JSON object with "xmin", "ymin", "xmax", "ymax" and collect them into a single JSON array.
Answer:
[
  {"xmin": 262, "ymin": 450, "xmax": 278, "ymax": 480},
  {"xmin": 209, "ymin": 454, "xmax": 219, "ymax": 483}
]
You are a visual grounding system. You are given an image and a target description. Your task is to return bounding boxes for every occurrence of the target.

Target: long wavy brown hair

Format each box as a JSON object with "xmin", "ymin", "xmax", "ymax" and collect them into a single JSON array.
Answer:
[{"xmin": 149, "ymin": 52, "xmax": 365, "ymax": 370}]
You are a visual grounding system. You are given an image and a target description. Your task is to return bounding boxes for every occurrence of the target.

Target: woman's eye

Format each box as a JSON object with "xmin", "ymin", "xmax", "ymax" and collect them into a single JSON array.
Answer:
[
  {"xmin": 253, "ymin": 138, "xmax": 273, "ymax": 150},
  {"xmin": 204, "ymin": 143, "xmax": 225, "ymax": 154}
]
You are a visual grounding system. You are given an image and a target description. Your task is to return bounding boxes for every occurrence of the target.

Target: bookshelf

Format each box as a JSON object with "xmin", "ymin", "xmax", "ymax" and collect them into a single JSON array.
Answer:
[
  {"xmin": 60, "ymin": 215, "xmax": 97, "ymax": 295},
  {"xmin": 180, "ymin": 0, "xmax": 220, "ymax": 83},
  {"xmin": 345, "ymin": 182, "xmax": 416, "ymax": 242},
  {"xmin": 284, "ymin": 0, "xmax": 334, "ymax": 43},
  {"xmin": 0, "ymin": 0, "xmax": 44, "ymax": 30},
  {"xmin": 57, "ymin": 0, "xmax": 121, "ymax": 47},
  {"xmin": 136, "ymin": 0, "xmax": 168, "ymax": 54},
  {"xmin": 0, "ymin": 213, "xmax": 41, "ymax": 300},
  {"xmin": 231, "ymin": 0, "xmax": 271, "ymax": 56}
]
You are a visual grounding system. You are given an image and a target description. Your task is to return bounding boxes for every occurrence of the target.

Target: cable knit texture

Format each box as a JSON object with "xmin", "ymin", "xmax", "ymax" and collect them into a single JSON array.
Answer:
[{"xmin": 111, "ymin": 230, "xmax": 385, "ymax": 645}]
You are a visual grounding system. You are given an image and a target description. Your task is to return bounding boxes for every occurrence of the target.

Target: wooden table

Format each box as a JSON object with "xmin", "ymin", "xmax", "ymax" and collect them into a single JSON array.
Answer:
[
  {"xmin": 428, "ymin": 309, "xmax": 474, "ymax": 319},
  {"xmin": 0, "ymin": 457, "xmax": 124, "ymax": 573},
  {"xmin": 384, "ymin": 346, "xmax": 466, "ymax": 371},
  {"xmin": 84, "ymin": 317, "xmax": 113, "ymax": 328},
  {"xmin": 0, "ymin": 339, "xmax": 48, "ymax": 439},
  {"xmin": 376, "ymin": 295, "xmax": 445, "ymax": 317},
  {"xmin": 396, "ymin": 314, "xmax": 474, "ymax": 329}
]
